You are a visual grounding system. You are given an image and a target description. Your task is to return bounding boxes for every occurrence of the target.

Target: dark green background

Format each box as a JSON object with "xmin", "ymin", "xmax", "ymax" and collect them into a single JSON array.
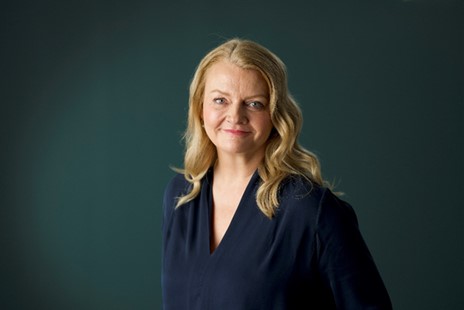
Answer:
[{"xmin": 1, "ymin": 0, "xmax": 462, "ymax": 309}]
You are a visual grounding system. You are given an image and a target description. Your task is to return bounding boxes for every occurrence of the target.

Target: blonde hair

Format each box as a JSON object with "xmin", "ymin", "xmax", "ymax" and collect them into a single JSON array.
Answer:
[{"xmin": 175, "ymin": 38, "xmax": 328, "ymax": 218}]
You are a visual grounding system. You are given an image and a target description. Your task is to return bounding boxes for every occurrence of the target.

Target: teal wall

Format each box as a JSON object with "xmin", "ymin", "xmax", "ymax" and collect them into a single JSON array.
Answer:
[{"xmin": 1, "ymin": 0, "xmax": 462, "ymax": 309}]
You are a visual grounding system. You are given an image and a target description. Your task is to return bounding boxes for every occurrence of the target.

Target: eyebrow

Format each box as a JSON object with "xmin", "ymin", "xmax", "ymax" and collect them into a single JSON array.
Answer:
[
  {"xmin": 209, "ymin": 89, "xmax": 230, "ymax": 96},
  {"xmin": 209, "ymin": 89, "xmax": 269, "ymax": 100}
]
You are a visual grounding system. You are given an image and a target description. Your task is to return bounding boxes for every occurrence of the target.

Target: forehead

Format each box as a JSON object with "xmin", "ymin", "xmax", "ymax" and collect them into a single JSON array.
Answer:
[{"xmin": 204, "ymin": 60, "xmax": 268, "ymax": 92}]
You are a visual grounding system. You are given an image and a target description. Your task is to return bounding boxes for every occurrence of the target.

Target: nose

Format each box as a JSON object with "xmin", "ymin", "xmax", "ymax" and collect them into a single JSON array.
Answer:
[{"xmin": 227, "ymin": 102, "xmax": 248, "ymax": 124}]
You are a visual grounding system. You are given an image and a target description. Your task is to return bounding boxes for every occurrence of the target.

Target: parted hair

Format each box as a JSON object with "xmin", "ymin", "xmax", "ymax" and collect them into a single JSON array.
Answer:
[{"xmin": 175, "ymin": 38, "xmax": 328, "ymax": 218}]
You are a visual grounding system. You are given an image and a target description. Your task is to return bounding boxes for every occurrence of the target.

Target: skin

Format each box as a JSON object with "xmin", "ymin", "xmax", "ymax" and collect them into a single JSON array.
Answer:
[
  {"xmin": 202, "ymin": 60, "xmax": 273, "ymax": 166},
  {"xmin": 202, "ymin": 60, "xmax": 274, "ymax": 252}
]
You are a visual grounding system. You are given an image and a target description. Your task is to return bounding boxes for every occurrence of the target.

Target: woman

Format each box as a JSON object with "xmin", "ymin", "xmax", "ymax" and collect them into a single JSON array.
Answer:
[{"xmin": 162, "ymin": 38, "xmax": 392, "ymax": 309}]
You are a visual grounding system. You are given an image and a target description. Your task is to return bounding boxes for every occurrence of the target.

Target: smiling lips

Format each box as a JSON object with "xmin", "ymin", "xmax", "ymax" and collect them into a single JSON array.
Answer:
[{"xmin": 222, "ymin": 129, "xmax": 250, "ymax": 136}]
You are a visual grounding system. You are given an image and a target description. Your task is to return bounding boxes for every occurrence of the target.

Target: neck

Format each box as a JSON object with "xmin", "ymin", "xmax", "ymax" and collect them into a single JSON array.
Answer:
[{"xmin": 214, "ymin": 153, "xmax": 263, "ymax": 181}]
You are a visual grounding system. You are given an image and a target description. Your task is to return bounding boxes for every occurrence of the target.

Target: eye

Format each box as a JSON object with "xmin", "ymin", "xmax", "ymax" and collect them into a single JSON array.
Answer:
[
  {"xmin": 247, "ymin": 101, "xmax": 265, "ymax": 110},
  {"xmin": 213, "ymin": 98, "xmax": 226, "ymax": 104}
]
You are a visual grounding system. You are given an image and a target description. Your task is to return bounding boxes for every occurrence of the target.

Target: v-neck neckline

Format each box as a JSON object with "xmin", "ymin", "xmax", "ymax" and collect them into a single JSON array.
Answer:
[{"xmin": 206, "ymin": 169, "xmax": 260, "ymax": 256}]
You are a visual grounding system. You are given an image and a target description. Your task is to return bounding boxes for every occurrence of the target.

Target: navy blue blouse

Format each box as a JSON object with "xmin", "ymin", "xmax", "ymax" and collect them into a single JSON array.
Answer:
[{"xmin": 162, "ymin": 170, "xmax": 392, "ymax": 309}]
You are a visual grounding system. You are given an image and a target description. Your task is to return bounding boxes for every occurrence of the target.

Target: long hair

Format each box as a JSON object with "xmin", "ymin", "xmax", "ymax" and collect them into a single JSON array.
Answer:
[{"xmin": 175, "ymin": 38, "xmax": 328, "ymax": 218}]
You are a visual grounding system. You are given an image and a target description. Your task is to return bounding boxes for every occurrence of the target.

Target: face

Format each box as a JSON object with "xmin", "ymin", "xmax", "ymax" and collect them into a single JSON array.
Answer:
[{"xmin": 202, "ymin": 60, "xmax": 273, "ymax": 161}]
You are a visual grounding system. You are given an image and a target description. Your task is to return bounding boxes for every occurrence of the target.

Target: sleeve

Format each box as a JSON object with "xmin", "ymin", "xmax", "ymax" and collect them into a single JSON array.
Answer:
[{"xmin": 316, "ymin": 189, "xmax": 393, "ymax": 309}]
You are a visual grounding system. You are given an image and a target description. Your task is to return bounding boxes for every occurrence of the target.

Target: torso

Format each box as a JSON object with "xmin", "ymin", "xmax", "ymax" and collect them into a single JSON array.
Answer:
[
  {"xmin": 161, "ymin": 171, "xmax": 392, "ymax": 309},
  {"xmin": 162, "ymin": 171, "xmax": 325, "ymax": 309},
  {"xmin": 210, "ymin": 175, "xmax": 250, "ymax": 252}
]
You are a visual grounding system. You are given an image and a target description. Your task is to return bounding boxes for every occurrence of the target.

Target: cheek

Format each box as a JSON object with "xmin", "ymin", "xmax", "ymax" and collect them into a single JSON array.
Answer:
[
  {"xmin": 202, "ymin": 106, "xmax": 222, "ymax": 126},
  {"xmin": 202, "ymin": 113, "xmax": 218, "ymax": 144},
  {"xmin": 202, "ymin": 109, "xmax": 211, "ymax": 126},
  {"xmin": 258, "ymin": 115, "xmax": 273, "ymax": 135}
]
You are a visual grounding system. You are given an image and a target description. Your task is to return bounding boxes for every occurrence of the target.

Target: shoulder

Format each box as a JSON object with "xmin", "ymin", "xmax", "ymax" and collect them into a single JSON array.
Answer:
[
  {"xmin": 278, "ymin": 175, "xmax": 327, "ymax": 210},
  {"xmin": 164, "ymin": 173, "xmax": 190, "ymax": 198},
  {"xmin": 162, "ymin": 173, "xmax": 191, "ymax": 217},
  {"xmin": 275, "ymin": 175, "xmax": 325, "ymax": 221},
  {"xmin": 277, "ymin": 175, "xmax": 356, "ymax": 226}
]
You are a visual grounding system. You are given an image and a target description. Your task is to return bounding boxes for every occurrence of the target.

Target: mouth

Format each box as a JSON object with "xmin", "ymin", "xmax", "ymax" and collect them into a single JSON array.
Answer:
[{"xmin": 223, "ymin": 129, "xmax": 250, "ymax": 136}]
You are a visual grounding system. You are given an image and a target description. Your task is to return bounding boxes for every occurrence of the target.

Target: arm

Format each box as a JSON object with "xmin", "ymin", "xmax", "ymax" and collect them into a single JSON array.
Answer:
[{"xmin": 316, "ymin": 189, "xmax": 392, "ymax": 309}]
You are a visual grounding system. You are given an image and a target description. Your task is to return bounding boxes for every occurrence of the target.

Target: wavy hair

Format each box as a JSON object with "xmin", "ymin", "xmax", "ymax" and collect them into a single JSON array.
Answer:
[{"xmin": 175, "ymin": 38, "xmax": 329, "ymax": 218}]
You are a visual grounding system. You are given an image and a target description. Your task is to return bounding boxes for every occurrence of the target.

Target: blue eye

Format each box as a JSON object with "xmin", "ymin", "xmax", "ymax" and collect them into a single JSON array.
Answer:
[{"xmin": 247, "ymin": 101, "xmax": 264, "ymax": 109}]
